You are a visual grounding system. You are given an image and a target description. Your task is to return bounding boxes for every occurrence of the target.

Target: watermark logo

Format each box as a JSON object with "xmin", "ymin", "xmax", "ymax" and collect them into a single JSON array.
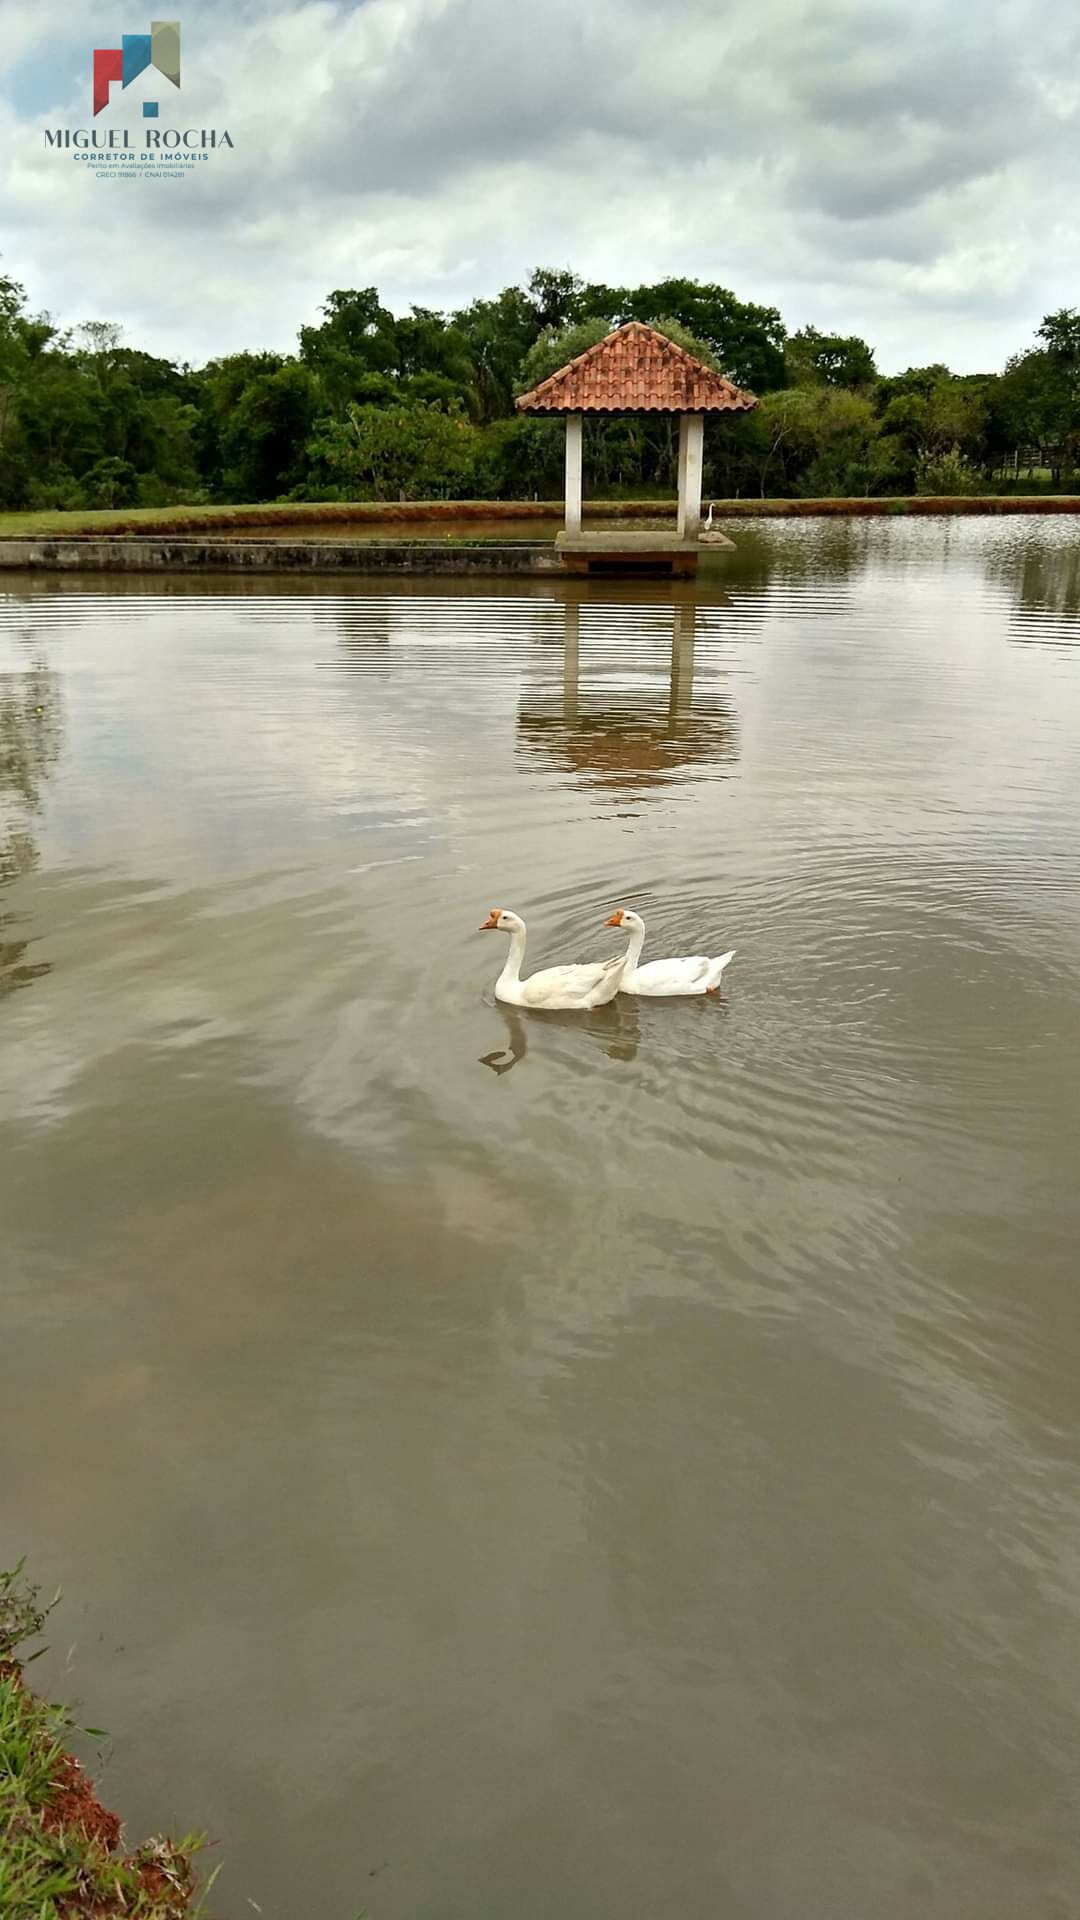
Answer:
[
  {"xmin": 44, "ymin": 17, "xmax": 233, "ymax": 173},
  {"xmin": 93, "ymin": 19, "xmax": 180, "ymax": 116}
]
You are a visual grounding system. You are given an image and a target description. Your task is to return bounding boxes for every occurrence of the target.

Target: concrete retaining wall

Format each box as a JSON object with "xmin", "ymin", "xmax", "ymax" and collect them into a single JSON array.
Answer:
[{"xmin": 0, "ymin": 538, "xmax": 563, "ymax": 577}]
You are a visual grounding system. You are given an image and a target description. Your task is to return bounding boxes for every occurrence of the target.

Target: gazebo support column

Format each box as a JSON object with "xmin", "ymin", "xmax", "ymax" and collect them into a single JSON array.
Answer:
[
  {"xmin": 676, "ymin": 413, "xmax": 705, "ymax": 540},
  {"xmin": 564, "ymin": 413, "xmax": 583, "ymax": 535}
]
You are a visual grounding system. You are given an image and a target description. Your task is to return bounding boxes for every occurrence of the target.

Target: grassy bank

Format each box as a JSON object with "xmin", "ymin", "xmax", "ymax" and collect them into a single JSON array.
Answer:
[
  {"xmin": 3, "ymin": 495, "xmax": 1080, "ymax": 541},
  {"xmin": 0, "ymin": 1566, "xmax": 203, "ymax": 1920},
  {"xmin": 0, "ymin": 499, "xmax": 569, "ymax": 539}
]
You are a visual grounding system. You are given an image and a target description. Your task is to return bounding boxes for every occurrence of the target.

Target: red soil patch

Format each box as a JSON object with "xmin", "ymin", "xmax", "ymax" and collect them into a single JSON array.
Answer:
[
  {"xmin": 41, "ymin": 1754, "xmax": 195, "ymax": 1920},
  {"xmin": 29, "ymin": 493, "xmax": 1080, "ymax": 541},
  {"xmin": 1, "ymin": 1663, "xmax": 194, "ymax": 1920},
  {"xmin": 43, "ymin": 497, "xmax": 668, "ymax": 538},
  {"xmin": 57, "ymin": 1849, "xmax": 194, "ymax": 1920},
  {"xmin": 40, "ymin": 1752, "xmax": 122, "ymax": 1852}
]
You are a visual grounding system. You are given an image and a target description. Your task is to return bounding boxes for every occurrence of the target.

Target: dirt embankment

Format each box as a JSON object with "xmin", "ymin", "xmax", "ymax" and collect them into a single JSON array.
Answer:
[
  {"xmin": 8, "ymin": 493, "xmax": 1080, "ymax": 542},
  {"xmin": 1, "ymin": 1656, "xmax": 196, "ymax": 1920}
]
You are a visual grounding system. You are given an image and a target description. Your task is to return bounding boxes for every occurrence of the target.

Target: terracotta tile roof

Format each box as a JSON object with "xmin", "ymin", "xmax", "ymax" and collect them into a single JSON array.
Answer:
[{"xmin": 516, "ymin": 321, "xmax": 758, "ymax": 415}]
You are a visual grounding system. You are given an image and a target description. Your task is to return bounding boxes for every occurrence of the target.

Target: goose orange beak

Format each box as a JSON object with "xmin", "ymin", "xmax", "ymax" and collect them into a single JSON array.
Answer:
[
  {"xmin": 479, "ymin": 909, "xmax": 500, "ymax": 930},
  {"xmin": 604, "ymin": 910, "xmax": 625, "ymax": 927}
]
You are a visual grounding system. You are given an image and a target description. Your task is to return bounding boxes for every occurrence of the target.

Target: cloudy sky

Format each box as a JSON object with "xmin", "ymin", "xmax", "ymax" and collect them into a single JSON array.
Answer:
[{"xmin": 2, "ymin": 0, "xmax": 1078, "ymax": 374}]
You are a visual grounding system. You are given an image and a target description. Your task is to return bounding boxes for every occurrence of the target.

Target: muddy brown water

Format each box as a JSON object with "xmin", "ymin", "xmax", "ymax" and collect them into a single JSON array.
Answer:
[{"xmin": 3, "ymin": 517, "xmax": 1080, "ymax": 1920}]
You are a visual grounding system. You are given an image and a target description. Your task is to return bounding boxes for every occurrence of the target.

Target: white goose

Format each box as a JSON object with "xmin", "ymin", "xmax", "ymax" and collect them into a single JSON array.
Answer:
[
  {"xmin": 604, "ymin": 908, "xmax": 735, "ymax": 997},
  {"xmin": 480, "ymin": 908, "xmax": 626, "ymax": 1010}
]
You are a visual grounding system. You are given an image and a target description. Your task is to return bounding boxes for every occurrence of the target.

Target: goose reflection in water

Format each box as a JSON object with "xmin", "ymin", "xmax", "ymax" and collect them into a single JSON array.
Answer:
[
  {"xmin": 516, "ymin": 597, "xmax": 738, "ymax": 796},
  {"xmin": 479, "ymin": 995, "xmax": 641, "ymax": 1076}
]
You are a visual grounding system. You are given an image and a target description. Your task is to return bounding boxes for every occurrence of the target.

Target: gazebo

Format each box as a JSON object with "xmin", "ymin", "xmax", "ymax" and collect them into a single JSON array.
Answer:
[{"xmin": 516, "ymin": 322, "xmax": 758, "ymax": 574}]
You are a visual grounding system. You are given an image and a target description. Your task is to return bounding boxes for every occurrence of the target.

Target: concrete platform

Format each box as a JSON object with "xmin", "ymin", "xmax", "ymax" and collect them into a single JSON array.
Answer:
[
  {"xmin": 0, "ymin": 538, "xmax": 564, "ymax": 577},
  {"xmin": 555, "ymin": 529, "xmax": 734, "ymax": 575},
  {"xmin": 0, "ymin": 529, "xmax": 737, "ymax": 581}
]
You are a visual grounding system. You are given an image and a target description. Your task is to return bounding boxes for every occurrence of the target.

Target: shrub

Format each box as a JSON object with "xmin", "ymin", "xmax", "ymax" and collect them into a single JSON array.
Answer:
[
  {"xmin": 914, "ymin": 445, "xmax": 983, "ymax": 496},
  {"xmin": 306, "ymin": 402, "xmax": 481, "ymax": 501}
]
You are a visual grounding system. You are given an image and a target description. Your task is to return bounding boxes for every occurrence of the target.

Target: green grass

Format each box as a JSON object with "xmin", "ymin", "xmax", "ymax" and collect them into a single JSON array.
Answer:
[
  {"xmin": 1, "ymin": 1566, "xmax": 207, "ymax": 1920},
  {"xmin": 0, "ymin": 499, "xmax": 570, "ymax": 538}
]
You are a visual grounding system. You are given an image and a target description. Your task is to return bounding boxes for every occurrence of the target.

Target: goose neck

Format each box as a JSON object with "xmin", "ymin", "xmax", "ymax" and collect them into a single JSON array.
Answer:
[{"xmin": 499, "ymin": 921, "xmax": 527, "ymax": 987}]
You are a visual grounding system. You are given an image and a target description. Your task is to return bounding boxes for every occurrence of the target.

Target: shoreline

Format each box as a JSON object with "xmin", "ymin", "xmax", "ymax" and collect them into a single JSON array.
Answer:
[
  {"xmin": 0, "ymin": 496, "xmax": 1077, "ymax": 580},
  {"xmin": 1, "ymin": 493, "xmax": 1080, "ymax": 546},
  {"xmin": 0, "ymin": 1663, "xmax": 197, "ymax": 1918},
  {"xmin": 0, "ymin": 1568, "xmax": 199, "ymax": 1919},
  {"xmin": 1, "ymin": 496, "xmax": 1075, "ymax": 580}
]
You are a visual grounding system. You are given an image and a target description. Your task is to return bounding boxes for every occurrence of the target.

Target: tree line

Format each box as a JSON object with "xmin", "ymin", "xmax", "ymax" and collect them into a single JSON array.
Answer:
[{"xmin": 2, "ymin": 264, "xmax": 1079, "ymax": 511}]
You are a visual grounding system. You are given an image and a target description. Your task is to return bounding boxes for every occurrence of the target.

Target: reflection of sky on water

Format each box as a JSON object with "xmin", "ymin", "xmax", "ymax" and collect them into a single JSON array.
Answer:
[{"xmin": 0, "ymin": 582, "xmax": 751, "ymax": 878}]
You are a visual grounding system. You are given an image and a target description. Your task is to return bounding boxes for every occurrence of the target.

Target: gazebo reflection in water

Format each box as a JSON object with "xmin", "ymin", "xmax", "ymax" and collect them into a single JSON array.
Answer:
[{"xmin": 516, "ymin": 597, "xmax": 738, "ymax": 796}]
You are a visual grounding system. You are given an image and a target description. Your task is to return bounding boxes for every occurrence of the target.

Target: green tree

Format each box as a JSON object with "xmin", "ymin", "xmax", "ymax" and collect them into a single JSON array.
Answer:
[
  {"xmin": 597, "ymin": 277, "xmax": 787, "ymax": 392},
  {"xmin": 15, "ymin": 260, "xmax": 1080, "ymax": 510},
  {"xmin": 195, "ymin": 354, "xmax": 317, "ymax": 500},
  {"xmin": 1037, "ymin": 308, "xmax": 1080, "ymax": 361},
  {"xmin": 992, "ymin": 354, "xmax": 1066, "ymax": 450},
  {"xmin": 785, "ymin": 326, "xmax": 877, "ymax": 388},
  {"xmin": 0, "ymin": 271, "xmax": 61, "ymax": 506},
  {"xmin": 914, "ymin": 446, "xmax": 983, "ymax": 496},
  {"xmin": 71, "ymin": 333, "xmax": 201, "ymax": 501},
  {"xmin": 299, "ymin": 291, "xmax": 479, "ymax": 418},
  {"xmin": 747, "ymin": 387, "xmax": 883, "ymax": 497},
  {"xmin": 299, "ymin": 288, "xmax": 398, "ymax": 411},
  {"xmin": 453, "ymin": 285, "xmax": 544, "ymax": 422},
  {"xmin": 526, "ymin": 268, "xmax": 587, "ymax": 333},
  {"xmin": 78, "ymin": 455, "xmax": 140, "ymax": 507},
  {"xmin": 878, "ymin": 368, "xmax": 989, "ymax": 475},
  {"xmin": 392, "ymin": 307, "xmax": 478, "ymax": 414},
  {"xmin": 475, "ymin": 416, "xmax": 564, "ymax": 498},
  {"xmin": 306, "ymin": 402, "xmax": 480, "ymax": 501}
]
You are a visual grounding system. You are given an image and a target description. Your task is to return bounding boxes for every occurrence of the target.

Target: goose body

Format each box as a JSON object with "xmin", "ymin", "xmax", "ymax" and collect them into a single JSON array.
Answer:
[
  {"xmin": 605, "ymin": 909, "xmax": 735, "ymax": 997},
  {"xmin": 480, "ymin": 909, "xmax": 627, "ymax": 1010}
]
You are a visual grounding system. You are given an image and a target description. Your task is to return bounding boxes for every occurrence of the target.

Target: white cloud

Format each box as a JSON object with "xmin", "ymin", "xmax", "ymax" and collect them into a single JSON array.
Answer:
[{"xmin": 1, "ymin": 0, "xmax": 1078, "ymax": 372}]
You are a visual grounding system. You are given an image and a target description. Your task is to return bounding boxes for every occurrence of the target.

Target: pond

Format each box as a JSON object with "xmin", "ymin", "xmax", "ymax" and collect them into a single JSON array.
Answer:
[{"xmin": 3, "ymin": 517, "xmax": 1080, "ymax": 1919}]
